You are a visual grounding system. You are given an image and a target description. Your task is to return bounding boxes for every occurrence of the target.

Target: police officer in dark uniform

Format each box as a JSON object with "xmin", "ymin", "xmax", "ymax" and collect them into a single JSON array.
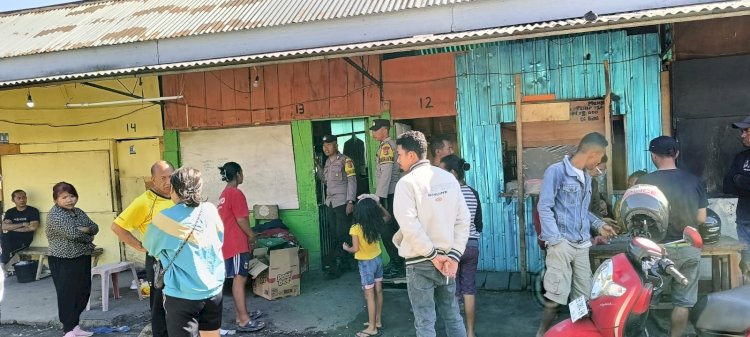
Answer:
[
  {"xmin": 315, "ymin": 135, "xmax": 357, "ymax": 279},
  {"xmin": 369, "ymin": 119, "xmax": 405, "ymax": 278}
]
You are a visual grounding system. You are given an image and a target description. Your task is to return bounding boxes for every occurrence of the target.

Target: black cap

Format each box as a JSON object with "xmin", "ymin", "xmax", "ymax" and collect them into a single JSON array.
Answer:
[
  {"xmin": 369, "ymin": 119, "xmax": 390, "ymax": 131},
  {"xmin": 321, "ymin": 135, "xmax": 337, "ymax": 144},
  {"xmin": 732, "ymin": 116, "xmax": 750, "ymax": 129},
  {"xmin": 648, "ymin": 136, "xmax": 679, "ymax": 155}
]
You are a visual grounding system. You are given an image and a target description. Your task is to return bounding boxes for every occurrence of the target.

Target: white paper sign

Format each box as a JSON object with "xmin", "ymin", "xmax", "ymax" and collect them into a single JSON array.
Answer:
[{"xmin": 569, "ymin": 296, "xmax": 589, "ymax": 323}]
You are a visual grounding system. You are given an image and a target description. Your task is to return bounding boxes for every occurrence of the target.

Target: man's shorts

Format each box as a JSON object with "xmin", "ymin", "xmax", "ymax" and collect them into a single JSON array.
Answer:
[
  {"xmin": 358, "ymin": 256, "xmax": 383, "ymax": 289},
  {"xmin": 456, "ymin": 239, "xmax": 480, "ymax": 296},
  {"xmin": 225, "ymin": 252, "xmax": 251, "ymax": 278},
  {"xmin": 543, "ymin": 241, "xmax": 592, "ymax": 305},
  {"xmin": 660, "ymin": 246, "xmax": 701, "ymax": 308}
]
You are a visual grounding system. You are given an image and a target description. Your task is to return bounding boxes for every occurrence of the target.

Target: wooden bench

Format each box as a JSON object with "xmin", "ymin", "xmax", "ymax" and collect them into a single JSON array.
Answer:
[{"xmin": 18, "ymin": 247, "xmax": 104, "ymax": 280}]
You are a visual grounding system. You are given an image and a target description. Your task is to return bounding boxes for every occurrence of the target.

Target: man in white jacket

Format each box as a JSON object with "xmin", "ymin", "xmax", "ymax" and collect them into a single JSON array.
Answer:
[{"xmin": 393, "ymin": 130, "xmax": 471, "ymax": 337}]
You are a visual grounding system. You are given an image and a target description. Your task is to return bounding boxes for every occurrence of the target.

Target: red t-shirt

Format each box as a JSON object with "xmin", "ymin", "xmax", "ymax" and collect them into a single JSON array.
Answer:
[{"xmin": 218, "ymin": 187, "xmax": 251, "ymax": 259}]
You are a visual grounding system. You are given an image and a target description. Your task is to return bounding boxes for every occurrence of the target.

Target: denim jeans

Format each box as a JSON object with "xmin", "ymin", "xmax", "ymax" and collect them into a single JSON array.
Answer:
[
  {"xmin": 406, "ymin": 261, "xmax": 467, "ymax": 337},
  {"xmin": 737, "ymin": 221, "xmax": 750, "ymax": 271}
]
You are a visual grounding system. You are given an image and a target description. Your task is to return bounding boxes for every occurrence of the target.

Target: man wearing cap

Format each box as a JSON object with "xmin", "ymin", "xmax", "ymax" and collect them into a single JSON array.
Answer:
[
  {"xmin": 315, "ymin": 135, "xmax": 357, "ymax": 279},
  {"xmin": 724, "ymin": 117, "xmax": 750, "ymax": 282},
  {"xmin": 637, "ymin": 136, "xmax": 707, "ymax": 337},
  {"xmin": 370, "ymin": 119, "xmax": 406, "ymax": 278}
]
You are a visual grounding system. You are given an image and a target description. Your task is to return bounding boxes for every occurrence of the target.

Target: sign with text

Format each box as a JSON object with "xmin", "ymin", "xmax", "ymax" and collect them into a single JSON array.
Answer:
[
  {"xmin": 569, "ymin": 100, "xmax": 604, "ymax": 123},
  {"xmin": 521, "ymin": 99, "xmax": 606, "ymax": 147},
  {"xmin": 382, "ymin": 53, "xmax": 457, "ymax": 119}
]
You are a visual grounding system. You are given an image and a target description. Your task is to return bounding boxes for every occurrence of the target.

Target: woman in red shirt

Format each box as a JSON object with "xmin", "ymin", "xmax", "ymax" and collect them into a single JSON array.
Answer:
[{"xmin": 217, "ymin": 162, "xmax": 265, "ymax": 332}]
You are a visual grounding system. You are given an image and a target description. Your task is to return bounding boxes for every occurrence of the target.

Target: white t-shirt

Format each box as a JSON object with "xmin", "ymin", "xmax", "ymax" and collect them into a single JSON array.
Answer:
[{"xmin": 572, "ymin": 166, "xmax": 585, "ymax": 183}]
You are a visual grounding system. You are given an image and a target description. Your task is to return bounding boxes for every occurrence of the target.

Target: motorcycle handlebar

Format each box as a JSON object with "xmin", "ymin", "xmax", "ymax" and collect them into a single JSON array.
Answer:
[{"xmin": 665, "ymin": 265, "xmax": 689, "ymax": 285}]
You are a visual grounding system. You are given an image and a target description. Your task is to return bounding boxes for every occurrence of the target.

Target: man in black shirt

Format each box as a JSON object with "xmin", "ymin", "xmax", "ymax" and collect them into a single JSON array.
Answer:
[
  {"xmin": 2, "ymin": 190, "xmax": 40, "ymax": 273},
  {"xmin": 637, "ymin": 136, "xmax": 707, "ymax": 337},
  {"xmin": 723, "ymin": 116, "xmax": 750, "ymax": 280}
]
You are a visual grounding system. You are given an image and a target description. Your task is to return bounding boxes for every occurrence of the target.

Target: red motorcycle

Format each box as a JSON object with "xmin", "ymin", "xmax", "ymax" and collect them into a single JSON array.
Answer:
[
  {"xmin": 545, "ymin": 185, "xmax": 750, "ymax": 337},
  {"xmin": 545, "ymin": 226, "xmax": 702, "ymax": 337}
]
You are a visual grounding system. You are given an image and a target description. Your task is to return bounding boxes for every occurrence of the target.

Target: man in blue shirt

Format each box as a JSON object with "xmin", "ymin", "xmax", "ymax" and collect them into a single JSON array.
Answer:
[{"xmin": 536, "ymin": 132, "xmax": 616, "ymax": 337}]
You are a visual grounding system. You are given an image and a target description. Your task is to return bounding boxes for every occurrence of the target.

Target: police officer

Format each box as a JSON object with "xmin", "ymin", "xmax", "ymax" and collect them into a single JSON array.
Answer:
[
  {"xmin": 315, "ymin": 135, "xmax": 357, "ymax": 279},
  {"xmin": 369, "ymin": 119, "xmax": 405, "ymax": 278}
]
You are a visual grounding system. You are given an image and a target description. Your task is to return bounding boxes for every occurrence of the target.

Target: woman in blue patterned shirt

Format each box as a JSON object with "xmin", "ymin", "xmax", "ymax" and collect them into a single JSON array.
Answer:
[{"xmin": 144, "ymin": 167, "xmax": 225, "ymax": 337}]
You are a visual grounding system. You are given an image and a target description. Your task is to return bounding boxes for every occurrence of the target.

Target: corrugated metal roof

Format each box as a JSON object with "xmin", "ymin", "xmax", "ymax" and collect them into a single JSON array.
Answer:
[
  {"xmin": 0, "ymin": 0, "xmax": 472, "ymax": 59},
  {"xmin": 2, "ymin": 0, "xmax": 749, "ymax": 88}
]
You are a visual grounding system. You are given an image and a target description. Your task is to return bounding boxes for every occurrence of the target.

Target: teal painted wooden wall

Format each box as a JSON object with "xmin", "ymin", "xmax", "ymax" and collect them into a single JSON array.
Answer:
[{"xmin": 455, "ymin": 30, "xmax": 662, "ymax": 272}]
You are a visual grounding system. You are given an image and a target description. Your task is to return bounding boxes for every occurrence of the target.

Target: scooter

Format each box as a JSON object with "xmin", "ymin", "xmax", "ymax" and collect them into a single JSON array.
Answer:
[
  {"xmin": 691, "ymin": 284, "xmax": 750, "ymax": 337},
  {"xmin": 544, "ymin": 226, "xmax": 750, "ymax": 337}
]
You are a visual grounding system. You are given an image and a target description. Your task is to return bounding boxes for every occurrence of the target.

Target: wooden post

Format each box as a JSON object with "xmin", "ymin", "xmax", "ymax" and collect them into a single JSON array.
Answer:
[
  {"xmin": 660, "ymin": 71, "xmax": 672, "ymax": 136},
  {"xmin": 603, "ymin": 61, "xmax": 614, "ymax": 199},
  {"xmin": 515, "ymin": 74, "xmax": 527, "ymax": 289}
]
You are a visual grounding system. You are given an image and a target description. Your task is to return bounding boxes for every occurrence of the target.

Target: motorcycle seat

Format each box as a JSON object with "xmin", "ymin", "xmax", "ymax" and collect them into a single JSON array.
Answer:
[{"xmin": 691, "ymin": 286, "xmax": 750, "ymax": 334}]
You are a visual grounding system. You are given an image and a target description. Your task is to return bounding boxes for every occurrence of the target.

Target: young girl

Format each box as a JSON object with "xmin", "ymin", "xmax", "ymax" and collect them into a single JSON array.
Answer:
[{"xmin": 342, "ymin": 195, "xmax": 390, "ymax": 337}]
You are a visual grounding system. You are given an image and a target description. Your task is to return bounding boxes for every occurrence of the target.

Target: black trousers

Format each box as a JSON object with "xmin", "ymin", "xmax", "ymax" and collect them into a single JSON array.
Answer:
[
  {"xmin": 146, "ymin": 255, "xmax": 169, "ymax": 337},
  {"xmin": 48, "ymin": 255, "xmax": 91, "ymax": 333},
  {"xmin": 326, "ymin": 204, "xmax": 352, "ymax": 258},
  {"xmin": 0, "ymin": 231, "xmax": 33, "ymax": 264},
  {"xmin": 380, "ymin": 194, "xmax": 404, "ymax": 265}
]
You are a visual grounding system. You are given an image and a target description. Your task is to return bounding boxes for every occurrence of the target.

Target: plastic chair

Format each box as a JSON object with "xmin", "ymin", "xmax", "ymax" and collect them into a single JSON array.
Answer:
[{"xmin": 86, "ymin": 261, "xmax": 143, "ymax": 312}]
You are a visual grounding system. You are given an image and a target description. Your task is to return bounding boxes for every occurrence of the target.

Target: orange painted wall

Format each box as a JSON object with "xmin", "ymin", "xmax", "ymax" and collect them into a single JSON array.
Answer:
[
  {"xmin": 382, "ymin": 53, "xmax": 457, "ymax": 119},
  {"xmin": 162, "ymin": 56, "xmax": 382, "ymax": 129}
]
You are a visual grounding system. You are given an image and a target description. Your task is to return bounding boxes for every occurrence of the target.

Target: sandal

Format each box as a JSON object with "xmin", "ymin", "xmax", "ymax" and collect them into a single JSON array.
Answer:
[
  {"xmin": 235, "ymin": 310, "xmax": 264, "ymax": 325},
  {"xmin": 362, "ymin": 322, "xmax": 383, "ymax": 329},
  {"xmin": 237, "ymin": 320, "xmax": 265, "ymax": 332},
  {"xmin": 355, "ymin": 329, "xmax": 381, "ymax": 337}
]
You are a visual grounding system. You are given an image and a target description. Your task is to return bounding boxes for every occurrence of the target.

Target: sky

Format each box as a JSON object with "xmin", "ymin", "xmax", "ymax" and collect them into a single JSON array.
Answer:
[{"xmin": 0, "ymin": 0, "xmax": 79, "ymax": 13}]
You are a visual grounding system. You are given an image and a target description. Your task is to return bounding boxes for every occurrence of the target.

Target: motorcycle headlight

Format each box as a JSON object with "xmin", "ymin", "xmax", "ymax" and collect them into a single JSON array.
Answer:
[{"xmin": 590, "ymin": 259, "xmax": 627, "ymax": 299}]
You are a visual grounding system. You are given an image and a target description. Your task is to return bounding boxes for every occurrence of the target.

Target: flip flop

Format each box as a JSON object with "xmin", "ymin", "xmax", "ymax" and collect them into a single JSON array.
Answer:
[
  {"xmin": 355, "ymin": 329, "xmax": 381, "ymax": 337},
  {"xmin": 237, "ymin": 320, "xmax": 265, "ymax": 333},
  {"xmin": 362, "ymin": 322, "xmax": 383, "ymax": 329}
]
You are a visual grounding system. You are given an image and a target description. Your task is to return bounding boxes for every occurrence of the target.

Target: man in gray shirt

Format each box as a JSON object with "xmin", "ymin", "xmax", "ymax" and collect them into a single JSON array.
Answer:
[
  {"xmin": 315, "ymin": 135, "xmax": 357, "ymax": 279},
  {"xmin": 370, "ymin": 119, "xmax": 405, "ymax": 278}
]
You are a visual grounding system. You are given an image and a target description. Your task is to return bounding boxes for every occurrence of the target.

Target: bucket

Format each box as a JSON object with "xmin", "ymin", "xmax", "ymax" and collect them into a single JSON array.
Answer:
[{"xmin": 14, "ymin": 260, "xmax": 38, "ymax": 283}]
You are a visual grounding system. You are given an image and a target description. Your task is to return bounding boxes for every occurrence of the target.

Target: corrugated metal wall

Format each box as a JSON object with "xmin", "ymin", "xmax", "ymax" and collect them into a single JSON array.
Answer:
[{"xmin": 455, "ymin": 30, "xmax": 662, "ymax": 272}]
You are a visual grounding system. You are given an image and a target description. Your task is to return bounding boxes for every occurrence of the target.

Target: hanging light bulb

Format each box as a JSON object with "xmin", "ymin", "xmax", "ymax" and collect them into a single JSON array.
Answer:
[
  {"xmin": 253, "ymin": 74, "xmax": 260, "ymax": 88},
  {"xmin": 26, "ymin": 91, "xmax": 34, "ymax": 108}
]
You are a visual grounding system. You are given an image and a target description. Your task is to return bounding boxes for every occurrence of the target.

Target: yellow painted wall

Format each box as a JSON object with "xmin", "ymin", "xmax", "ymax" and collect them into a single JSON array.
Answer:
[
  {"xmin": 2, "ymin": 150, "xmax": 120, "ymax": 264},
  {"xmin": 0, "ymin": 78, "xmax": 163, "ymax": 143},
  {"xmin": 115, "ymin": 138, "xmax": 163, "ymax": 266},
  {"xmin": 0, "ymin": 77, "xmax": 166, "ymax": 265}
]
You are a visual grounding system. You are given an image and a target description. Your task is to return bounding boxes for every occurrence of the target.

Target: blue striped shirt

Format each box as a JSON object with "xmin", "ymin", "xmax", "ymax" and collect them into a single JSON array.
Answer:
[{"xmin": 143, "ymin": 203, "xmax": 225, "ymax": 300}]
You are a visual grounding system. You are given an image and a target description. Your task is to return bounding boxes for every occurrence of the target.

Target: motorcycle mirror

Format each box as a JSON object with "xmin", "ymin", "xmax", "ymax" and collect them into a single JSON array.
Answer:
[{"xmin": 683, "ymin": 226, "xmax": 703, "ymax": 249}]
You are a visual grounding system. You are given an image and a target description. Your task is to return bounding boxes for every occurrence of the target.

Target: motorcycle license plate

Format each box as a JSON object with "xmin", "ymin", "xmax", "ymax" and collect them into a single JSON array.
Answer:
[{"xmin": 569, "ymin": 296, "xmax": 588, "ymax": 323}]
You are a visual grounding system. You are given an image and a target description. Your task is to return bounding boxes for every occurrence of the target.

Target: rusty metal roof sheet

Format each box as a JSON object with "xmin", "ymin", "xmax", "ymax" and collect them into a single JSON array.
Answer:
[
  {"xmin": 2, "ymin": 0, "xmax": 749, "ymax": 88},
  {"xmin": 0, "ymin": 0, "xmax": 472, "ymax": 59}
]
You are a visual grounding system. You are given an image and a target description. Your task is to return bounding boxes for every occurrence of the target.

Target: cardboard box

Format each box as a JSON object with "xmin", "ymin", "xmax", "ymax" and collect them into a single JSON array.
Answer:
[
  {"xmin": 252, "ymin": 247, "xmax": 300, "ymax": 300},
  {"xmin": 298, "ymin": 248, "xmax": 309, "ymax": 274}
]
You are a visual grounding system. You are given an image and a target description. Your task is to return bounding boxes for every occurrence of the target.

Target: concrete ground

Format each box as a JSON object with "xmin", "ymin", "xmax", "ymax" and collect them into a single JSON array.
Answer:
[{"xmin": 0, "ymin": 269, "xmax": 542, "ymax": 336}]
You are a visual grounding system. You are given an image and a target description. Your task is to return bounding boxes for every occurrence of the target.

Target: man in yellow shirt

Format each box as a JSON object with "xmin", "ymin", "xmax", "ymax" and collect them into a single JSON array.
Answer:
[{"xmin": 111, "ymin": 160, "xmax": 174, "ymax": 337}]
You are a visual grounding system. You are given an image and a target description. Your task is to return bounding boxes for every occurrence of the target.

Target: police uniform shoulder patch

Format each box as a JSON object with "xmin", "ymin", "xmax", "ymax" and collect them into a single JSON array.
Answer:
[
  {"xmin": 378, "ymin": 143, "xmax": 394, "ymax": 164},
  {"xmin": 344, "ymin": 158, "xmax": 356, "ymax": 177}
]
